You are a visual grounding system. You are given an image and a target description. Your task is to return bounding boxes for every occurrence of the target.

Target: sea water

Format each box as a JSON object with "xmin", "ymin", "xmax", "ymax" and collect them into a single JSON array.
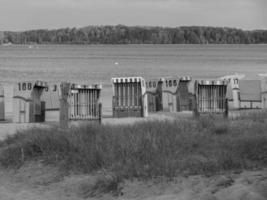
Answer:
[{"xmin": 1, "ymin": 44, "xmax": 267, "ymax": 115}]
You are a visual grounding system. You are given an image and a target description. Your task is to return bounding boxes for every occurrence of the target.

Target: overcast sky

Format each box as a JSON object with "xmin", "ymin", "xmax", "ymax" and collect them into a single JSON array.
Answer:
[{"xmin": 0, "ymin": 0, "xmax": 266, "ymax": 31}]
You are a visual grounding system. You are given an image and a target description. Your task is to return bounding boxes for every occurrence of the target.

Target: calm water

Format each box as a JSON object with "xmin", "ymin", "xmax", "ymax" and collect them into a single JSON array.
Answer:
[{"xmin": 1, "ymin": 44, "xmax": 267, "ymax": 114}]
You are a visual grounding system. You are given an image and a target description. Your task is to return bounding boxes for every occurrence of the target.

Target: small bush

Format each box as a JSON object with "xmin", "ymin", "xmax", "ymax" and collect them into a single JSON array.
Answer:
[
  {"xmin": 88, "ymin": 171, "xmax": 123, "ymax": 197},
  {"xmin": 212, "ymin": 122, "xmax": 229, "ymax": 135}
]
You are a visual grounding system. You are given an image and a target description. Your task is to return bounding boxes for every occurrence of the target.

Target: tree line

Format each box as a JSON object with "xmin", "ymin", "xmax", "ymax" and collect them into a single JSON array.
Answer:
[{"xmin": 1, "ymin": 25, "xmax": 267, "ymax": 44}]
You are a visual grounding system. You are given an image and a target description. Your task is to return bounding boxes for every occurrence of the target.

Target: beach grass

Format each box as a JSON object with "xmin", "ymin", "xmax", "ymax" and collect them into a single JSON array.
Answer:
[{"xmin": 0, "ymin": 112, "xmax": 267, "ymax": 182}]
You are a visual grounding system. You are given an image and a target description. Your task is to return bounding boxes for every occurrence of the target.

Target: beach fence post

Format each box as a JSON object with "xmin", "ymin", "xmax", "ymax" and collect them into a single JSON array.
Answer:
[
  {"xmin": 260, "ymin": 76, "xmax": 267, "ymax": 109},
  {"xmin": 0, "ymin": 85, "xmax": 5, "ymax": 121},
  {"xmin": 112, "ymin": 77, "xmax": 147, "ymax": 118},
  {"xmin": 177, "ymin": 76, "xmax": 192, "ymax": 112},
  {"xmin": 59, "ymin": 82, "xmax": 70, "ymax": 128},
  {"xmin": 192, "ymin": 94, "xmax": 199, "ymax": 118},
  {"xmin": 157, "ymin": 80, "xmax": 163, "ymax": 111},
  {"xmin": 98, "ymin": 103, "xmax": 102, "ymax": 124},
  {"xmin": 145, "ymin": 78, "xmax": 163, "ymax": 113},
  {"xmin": 13, "ymin": 81, "xmax": 47, "ymax": 123},
  {"xmin": 224, "ymin": 98, "xmax": 229, "ymax": 118}
]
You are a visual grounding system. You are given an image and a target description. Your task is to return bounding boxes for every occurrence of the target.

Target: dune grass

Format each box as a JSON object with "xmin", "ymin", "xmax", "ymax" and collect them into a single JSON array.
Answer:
[{"xmin": 0, "ymin": 113, "xmax": 267, "ymax": 182}]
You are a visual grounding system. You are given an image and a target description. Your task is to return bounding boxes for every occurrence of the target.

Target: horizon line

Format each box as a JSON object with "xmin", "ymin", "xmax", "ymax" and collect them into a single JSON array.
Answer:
[{"xmin": 2, "ymin": 24, "xmax": 267, "ymax": 33}]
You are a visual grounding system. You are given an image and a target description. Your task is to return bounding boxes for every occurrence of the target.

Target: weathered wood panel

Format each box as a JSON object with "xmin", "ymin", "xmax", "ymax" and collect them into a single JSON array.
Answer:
[
  {"xmin": 194, "ymin": 80, "xmax": 228, "ymax": 117},
  {"xmin": 162, "ymin": 77, "xmax": 179, "ymax": 112},
  {"xmin": 0, "ymin": 86, "xmax": 5, "ymax": 121},
  {"xmin": 177, "ymin": 77, "xmax": 192, "ymax": 112},
  {"xmin": 145, "ymin": 78, "xmax": 163, "ymax": 113},
  {"xmin": 261, "ymin": 77, "xmax": 267, "ymax": 109},
  {"xmin": 13, "ymin": 81, "xmax": 47, "ymax": 123},
  {"xmin": 112, "ymin": 77, "xmax": 147, "ymax": 118},
  {"xmin": 59, "ymin": 83, "xmax": 102, "ymax": 127}
]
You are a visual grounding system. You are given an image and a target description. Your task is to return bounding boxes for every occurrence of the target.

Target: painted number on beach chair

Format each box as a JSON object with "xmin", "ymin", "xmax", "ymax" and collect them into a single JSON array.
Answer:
[
  {"xmin": 165, "ymin": 79, "xmax": 177, "ymax": 88},
  {"xmin": 18, "ymin": 82, "xmax": 32, "ymax": 91},
  {"xmin": 44, "ymin": 85, "xmax": 57, "ymax": 92}
]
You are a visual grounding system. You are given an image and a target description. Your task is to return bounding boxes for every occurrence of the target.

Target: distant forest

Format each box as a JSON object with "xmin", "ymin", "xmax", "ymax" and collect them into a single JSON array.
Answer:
[{"xmin": 1, "ymin": 25, "xmax": 267, "ymax": 44}]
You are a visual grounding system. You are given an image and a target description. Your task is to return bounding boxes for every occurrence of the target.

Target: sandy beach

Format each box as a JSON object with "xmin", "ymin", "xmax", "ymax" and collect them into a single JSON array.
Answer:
[
  {"xmin": 0, "ymin": 111, "xmax": 192, "ymax": 141},
  {"xmin": 0, "ymin": 161, "xmax": 266, "ymax": 200}
]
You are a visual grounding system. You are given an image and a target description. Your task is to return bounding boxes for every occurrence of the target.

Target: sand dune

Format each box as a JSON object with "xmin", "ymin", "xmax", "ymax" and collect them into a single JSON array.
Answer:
[{"xmin": 0, "ymin": 112, "xmax": 266, "ymax": 200}]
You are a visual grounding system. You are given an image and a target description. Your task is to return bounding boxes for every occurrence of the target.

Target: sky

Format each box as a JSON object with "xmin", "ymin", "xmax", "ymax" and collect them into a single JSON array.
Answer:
[{"xmin": 0, "ymin": 0, "xmax": 266, "ymax": 31}]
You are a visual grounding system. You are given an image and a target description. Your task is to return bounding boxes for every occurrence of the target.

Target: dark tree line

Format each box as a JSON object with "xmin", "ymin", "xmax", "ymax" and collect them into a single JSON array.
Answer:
[
  {"xmin": 0, "ymin": 31, "xmax": 4, "ymax": 44},
  {"xmin": 1, "ymin": 25, "xmax": 267, "ymax": 44}
]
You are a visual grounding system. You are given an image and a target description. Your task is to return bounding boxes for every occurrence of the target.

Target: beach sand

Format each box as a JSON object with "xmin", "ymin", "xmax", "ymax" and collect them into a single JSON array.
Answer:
[
  {"xmin": 0, "ymin": 111, "xmax": 193, "ymax": 141},
  {"xmin": 0, "ymin": 161, "xmax": 266, "ymax": 200}
]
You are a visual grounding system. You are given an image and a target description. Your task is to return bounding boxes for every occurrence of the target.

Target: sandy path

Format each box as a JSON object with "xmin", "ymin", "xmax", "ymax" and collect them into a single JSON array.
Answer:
[
  {"xmin": 0, "ymin": 161, "xmax": 266, "ymax": 200},
  {"xmin": 0, "ymin": 163, "xmax": 83, "ymax": 200}
]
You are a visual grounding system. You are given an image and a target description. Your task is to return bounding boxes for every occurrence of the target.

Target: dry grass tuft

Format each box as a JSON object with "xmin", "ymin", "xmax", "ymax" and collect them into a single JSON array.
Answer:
[{"xmin": 0, "ymin": 113, "xmax": 267, "ymax": 186}]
